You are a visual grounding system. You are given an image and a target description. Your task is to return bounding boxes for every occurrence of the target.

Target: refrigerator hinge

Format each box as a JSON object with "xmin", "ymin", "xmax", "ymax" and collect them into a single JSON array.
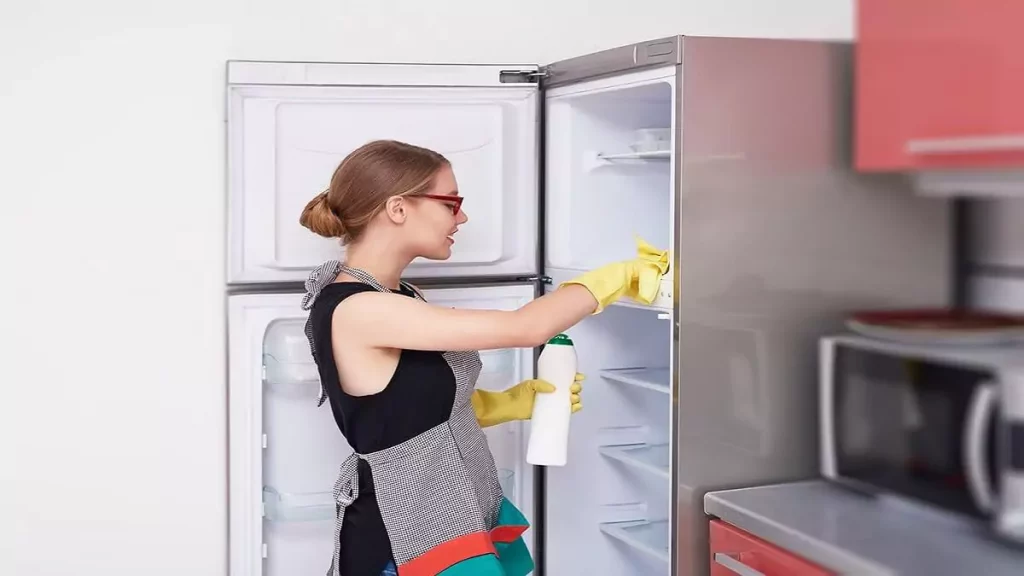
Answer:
[
  {"xmin": 499, "ymin": 68, "xmax": 548, "ymax": 84},
  {"xmin": 517, "ymin": 274, "xmax": 553, "ymax": 285}
]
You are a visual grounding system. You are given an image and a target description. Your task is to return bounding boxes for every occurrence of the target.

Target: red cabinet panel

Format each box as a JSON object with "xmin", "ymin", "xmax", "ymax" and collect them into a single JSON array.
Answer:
[
  {"xmin": 709, "ymin": 519, "xmax": 833, "ymax": 576},
  {"xmin": 856, "ymin": 0, "xmax": 1024, "ymax": 171}
]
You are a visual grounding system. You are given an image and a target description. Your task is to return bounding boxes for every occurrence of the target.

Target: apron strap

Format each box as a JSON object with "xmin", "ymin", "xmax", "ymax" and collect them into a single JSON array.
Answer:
[
  {"xmin": 337, "ymin": 264, "xmax": 392, "ymax": 292},
  {"xmin": 329, "ymin": 453, "xmax": 361, "ymax": 576},
  {"xmin": 302, "ymin": 260, "xmax": 343, "ymax": 406},
  {"xmin": 337, "ymin": 264, "xmax": 423, "ymax": 301}
]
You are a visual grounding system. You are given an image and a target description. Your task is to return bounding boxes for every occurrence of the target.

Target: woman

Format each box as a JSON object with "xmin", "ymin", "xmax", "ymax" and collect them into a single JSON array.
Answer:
[{"xmin": 299, "ymin": 139, "xmax": 668, "ymax": 576}]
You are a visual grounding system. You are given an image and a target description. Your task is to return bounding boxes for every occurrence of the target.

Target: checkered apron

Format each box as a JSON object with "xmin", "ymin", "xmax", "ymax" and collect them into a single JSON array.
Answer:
[{"xmin": 301, "ymin": 262, "xmax": 505, "ymax": 576}]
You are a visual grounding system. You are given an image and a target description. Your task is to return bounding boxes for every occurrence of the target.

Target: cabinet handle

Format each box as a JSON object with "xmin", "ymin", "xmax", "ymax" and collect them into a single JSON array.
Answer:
[
  {"xmin": 714, "ymin": 552, "xmax": 767, "ymax": 576},
  {"xmin": 906, "ymin": 135, "xmax": 1024, "ymax": 155}
]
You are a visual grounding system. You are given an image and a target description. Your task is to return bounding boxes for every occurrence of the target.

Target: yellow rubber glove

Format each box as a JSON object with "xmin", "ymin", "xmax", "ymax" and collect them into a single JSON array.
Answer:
[
  {"xmin": 472, "ymin": 373, "xmax": 585, "ymax": 428},
  {"xmin": 561, "ymin": 236, "xmax": 670, "ymax": 313}
]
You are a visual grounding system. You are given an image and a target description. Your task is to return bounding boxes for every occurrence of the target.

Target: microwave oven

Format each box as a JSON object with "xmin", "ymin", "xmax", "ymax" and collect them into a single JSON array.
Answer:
[{"xmin": 820, "ymin": 334, "xmax": 1024, "ymax": 543}]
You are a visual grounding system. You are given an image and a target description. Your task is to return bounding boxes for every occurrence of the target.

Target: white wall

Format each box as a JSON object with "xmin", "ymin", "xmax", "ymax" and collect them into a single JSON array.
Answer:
[{"xmin": 1, "ymin": 2, "xmax": 852, "ymax": 575}]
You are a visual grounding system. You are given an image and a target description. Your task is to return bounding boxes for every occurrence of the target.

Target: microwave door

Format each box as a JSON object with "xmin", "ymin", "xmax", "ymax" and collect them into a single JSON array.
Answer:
[{"xmin": 830, "ymin": 344, "xmax": 1000, "ymax": 517}]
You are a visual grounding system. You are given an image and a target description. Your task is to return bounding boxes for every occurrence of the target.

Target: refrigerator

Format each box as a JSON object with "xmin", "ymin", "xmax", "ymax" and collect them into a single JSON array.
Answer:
[{"xmin": 226, "ymin": 36, "xmax": 954, "ymax": 576}]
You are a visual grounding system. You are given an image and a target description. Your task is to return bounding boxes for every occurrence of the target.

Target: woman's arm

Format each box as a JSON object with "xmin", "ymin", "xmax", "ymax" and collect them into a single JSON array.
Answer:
[{"xmin": 332, "ymin": 284, "xmax": 598, "ymax": 352}]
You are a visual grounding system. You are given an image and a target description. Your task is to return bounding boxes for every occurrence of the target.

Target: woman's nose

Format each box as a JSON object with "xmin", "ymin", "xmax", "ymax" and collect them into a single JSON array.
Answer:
[{"xmin": 456, "ymin": 209, "xmax": 468, "ymax": 224}]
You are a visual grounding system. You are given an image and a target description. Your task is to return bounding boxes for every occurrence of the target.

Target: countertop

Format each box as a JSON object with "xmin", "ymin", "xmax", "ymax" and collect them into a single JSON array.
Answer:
[{"xmin": 704, "ymin": 480, "xmax": 1024, "ymax": 576}]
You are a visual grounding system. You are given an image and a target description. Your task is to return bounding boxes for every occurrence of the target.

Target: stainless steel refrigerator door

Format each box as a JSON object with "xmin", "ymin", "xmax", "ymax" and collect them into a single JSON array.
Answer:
[{"xmin": 673, "ymin": 37, "xmax": 953, "ymax": 576}]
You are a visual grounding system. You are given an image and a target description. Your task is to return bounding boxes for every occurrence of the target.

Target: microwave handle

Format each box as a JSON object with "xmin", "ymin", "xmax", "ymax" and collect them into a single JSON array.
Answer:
[{"xmin": 963, "ymin": 382, "xmax": 999, "ymax": 513}]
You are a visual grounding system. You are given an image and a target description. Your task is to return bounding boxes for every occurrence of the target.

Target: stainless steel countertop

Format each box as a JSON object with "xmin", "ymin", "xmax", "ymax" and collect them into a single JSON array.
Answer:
[{"xmin": 704, "ymin": 480, "xmax": 1024, "ymax": 576}]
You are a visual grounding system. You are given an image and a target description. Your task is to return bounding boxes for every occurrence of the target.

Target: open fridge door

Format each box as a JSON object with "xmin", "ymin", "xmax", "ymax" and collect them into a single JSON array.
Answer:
[
  {"xmin": 227, "ymin": 283, "xmax": 538, "ymax": 576},
  {"xmin": 539, "ymin": 40, "xmax": 680, "ymax": 576}
]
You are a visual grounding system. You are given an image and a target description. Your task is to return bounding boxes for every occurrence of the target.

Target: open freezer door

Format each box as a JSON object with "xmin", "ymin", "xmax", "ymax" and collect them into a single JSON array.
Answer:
[
  {"xmin": 226, "ymin": 62, "xmax": 541, "ymax": 284},
  {"xmin": 541, "ymin": 41, "xmax": 678, "ymax": 314}
]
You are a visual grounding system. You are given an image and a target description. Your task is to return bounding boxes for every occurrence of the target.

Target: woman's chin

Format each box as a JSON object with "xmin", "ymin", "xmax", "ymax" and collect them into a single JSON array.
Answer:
[{"xmin": 423, "ymin": 247, "xmax": 453, "ymax": 261}]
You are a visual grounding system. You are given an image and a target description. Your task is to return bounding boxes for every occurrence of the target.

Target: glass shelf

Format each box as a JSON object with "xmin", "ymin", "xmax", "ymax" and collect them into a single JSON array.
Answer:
[
  {"xmin": 599, "ymin": 520, "xmax": 670, "ymax": 563},
  {"xmin": 600, "ymin": 367, "xmax": 670, "ymax": 394},
  {"xmin": 263, "ymin": 487, "xmax": 335, "ymax": 522},
  {"xmin": 599, "ymin": 444, "xmax": 670, "ymax": 479},
  {"xmin": 597, "ymin": 150, "xmax": 671, "ymax": 161}
]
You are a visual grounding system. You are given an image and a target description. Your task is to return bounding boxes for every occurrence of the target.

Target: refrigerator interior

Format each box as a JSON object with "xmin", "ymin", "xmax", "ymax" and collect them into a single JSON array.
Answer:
[
  {"xmin": 228, "ymin": 285, "xmax": 537, "ymax": 575},
  {"xmin": 541, "ymin": 66, "xmax": 677, "ymax": 576}
]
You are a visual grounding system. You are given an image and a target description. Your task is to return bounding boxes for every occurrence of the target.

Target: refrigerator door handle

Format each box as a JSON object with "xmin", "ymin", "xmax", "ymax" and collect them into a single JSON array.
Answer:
[{"xmin": 713, "ymin": 552, "xmax": 767, "ymax": 576}]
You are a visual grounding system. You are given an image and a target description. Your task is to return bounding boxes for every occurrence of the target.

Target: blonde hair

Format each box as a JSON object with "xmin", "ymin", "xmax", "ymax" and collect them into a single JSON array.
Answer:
[{"xmin": 299, "ymin": 140, "xmax": 450, "ymax": 244}]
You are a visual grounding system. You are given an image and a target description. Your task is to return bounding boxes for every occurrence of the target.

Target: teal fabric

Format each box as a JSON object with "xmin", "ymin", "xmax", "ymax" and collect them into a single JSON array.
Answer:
[{"xmin": 495, "ymin": 537, "xmax": 535, "ymax": 575}]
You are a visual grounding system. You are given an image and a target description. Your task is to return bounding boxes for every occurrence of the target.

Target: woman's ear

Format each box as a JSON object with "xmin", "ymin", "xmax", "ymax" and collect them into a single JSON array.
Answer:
[{"xmin": 382, "ymin": 195, "xmax": 407, "ymax": 224}]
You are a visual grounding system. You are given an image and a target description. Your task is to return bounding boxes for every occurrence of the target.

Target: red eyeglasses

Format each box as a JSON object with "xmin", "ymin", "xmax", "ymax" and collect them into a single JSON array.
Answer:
[{"xmin": 419, "ymin": 194, "xmax": 464, "ymax": 215}]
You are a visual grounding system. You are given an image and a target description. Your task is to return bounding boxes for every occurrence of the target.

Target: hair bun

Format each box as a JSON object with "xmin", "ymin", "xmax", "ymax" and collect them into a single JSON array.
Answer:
[{"xmin": 299, "ymin": 190, "xmax": 347, "ymax": 239}]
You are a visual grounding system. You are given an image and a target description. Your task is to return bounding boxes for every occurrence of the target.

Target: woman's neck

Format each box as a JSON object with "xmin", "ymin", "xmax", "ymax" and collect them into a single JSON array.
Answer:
[{"xmin": 341, "ymin": 239, "xmax": 410, "ymax": 291}]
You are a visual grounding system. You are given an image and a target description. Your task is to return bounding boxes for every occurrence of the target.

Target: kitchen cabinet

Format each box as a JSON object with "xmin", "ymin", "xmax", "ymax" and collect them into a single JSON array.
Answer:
[
  {"xmin": 856, "ymin": 0, "xmax": 1024, "ymax": 173},
  {"xmin": 709, "ymin": 519, "xmax": 833, "ymax": 576}
]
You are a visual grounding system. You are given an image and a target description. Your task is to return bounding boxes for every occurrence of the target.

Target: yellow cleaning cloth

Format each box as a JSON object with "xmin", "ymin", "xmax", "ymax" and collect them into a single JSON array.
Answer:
[{"xmin": 562, "ymin": 236, "xmax": 671, "ymax": 313}]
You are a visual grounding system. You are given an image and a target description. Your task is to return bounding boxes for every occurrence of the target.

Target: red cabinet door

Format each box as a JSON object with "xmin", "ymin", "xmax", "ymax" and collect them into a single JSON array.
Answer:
[
  {"xmin": 709, "ymin": 519, "xmax": 833, "ymax": 576},
  {"xmin": 856, "ymin": 0, "xmax": 1024, "ymax": 171}
]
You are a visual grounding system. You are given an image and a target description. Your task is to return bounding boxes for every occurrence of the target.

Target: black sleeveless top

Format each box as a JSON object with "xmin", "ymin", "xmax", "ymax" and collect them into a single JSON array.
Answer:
[{"xmin": 306, "ymin": 282, "xmax": 458, "ymax": 576}]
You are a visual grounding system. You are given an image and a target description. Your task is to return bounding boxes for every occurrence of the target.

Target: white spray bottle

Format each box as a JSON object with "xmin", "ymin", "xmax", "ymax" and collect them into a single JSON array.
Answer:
[{"xmin": 526, "ymin": 333, "xmax": 578, "ymax": 466}]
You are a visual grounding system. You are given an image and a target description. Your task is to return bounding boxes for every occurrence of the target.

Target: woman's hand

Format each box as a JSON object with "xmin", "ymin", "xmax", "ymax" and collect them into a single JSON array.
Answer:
[{"xmin": 472, "ymin": 373, "xmax": 585, "ymax": 428}]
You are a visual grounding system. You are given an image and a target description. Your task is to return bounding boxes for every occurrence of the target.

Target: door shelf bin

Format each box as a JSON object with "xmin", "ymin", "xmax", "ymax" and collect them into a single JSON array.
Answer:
[
  {"xmin": 599, "ymin": 519, "xmax": 670, "ymax": 563},
  {"xmin": 263, "ymin": 318, "xmax": 320, "ymax": 391},
  {"xmin": 476, "ymin": 349, "xmax": 518, "ymax": 392},
  {"xmin": 263, "ymin": 357, "xmax": 320, "ymax": 394},
  {"xmin": 600, "ymin": 367, "xmax": 670, "ymax": 394},
  {"xmin": 599, "ymin": 444, "xmax": 670, "ymax": 479},
  {"xmin": 263, "ymin": 487, "xmax": 335, "ymax": 522}
]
